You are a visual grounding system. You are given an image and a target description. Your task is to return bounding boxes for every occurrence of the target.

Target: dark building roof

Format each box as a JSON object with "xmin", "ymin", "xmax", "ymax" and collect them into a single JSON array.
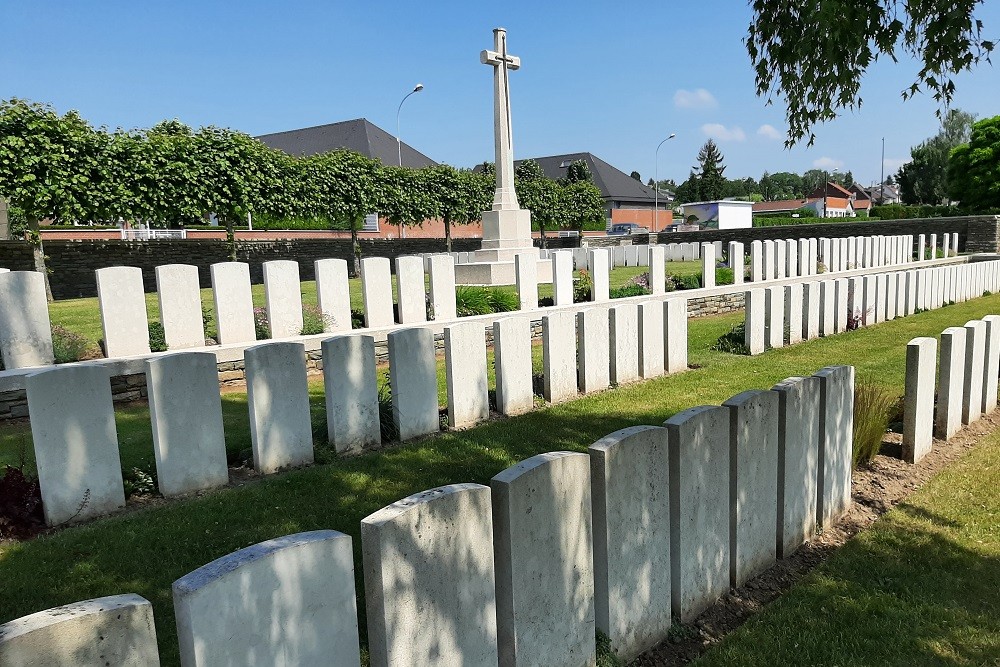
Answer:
[
  {"xmin": 256, "ymin": 118, "xmax": 437, "ymax": 168},
  {"xmin": 512, "ymin": 152, "xmax": 669, "ymax": 205}
]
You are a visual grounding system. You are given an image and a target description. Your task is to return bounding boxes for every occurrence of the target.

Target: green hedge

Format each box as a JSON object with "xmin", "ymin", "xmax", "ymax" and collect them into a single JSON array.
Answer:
[
  {"xmin": 870, "ymin": 204, "xmax": 961, "ymax": 220},
  {"xmin": 752, "ymin": 216, "xmax": 866, "ymax": 227}
]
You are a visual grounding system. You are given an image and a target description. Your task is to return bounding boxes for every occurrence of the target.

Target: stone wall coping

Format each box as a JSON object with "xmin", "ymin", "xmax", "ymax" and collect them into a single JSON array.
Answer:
[{"xmin": 0, "ymin": 253, "xmax": 968, "ymax": 394}]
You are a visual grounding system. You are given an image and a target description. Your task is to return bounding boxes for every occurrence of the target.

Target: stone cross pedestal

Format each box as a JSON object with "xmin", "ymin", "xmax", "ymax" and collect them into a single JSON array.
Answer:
[{"xmin": 456, "ymin": 27, "xmax": 551, "ymax": 285}]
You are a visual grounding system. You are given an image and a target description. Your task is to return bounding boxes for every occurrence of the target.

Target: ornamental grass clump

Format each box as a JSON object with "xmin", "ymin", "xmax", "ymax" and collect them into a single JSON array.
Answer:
[{"xmin": 852, "ymin": 378, "xmax": 896, "ymax": 467}]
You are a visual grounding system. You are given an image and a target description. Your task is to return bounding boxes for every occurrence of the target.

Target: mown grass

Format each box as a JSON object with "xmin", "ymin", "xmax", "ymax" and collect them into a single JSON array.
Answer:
[
  {"xmin": 43, "ymin": 261, "xmax": 702, "ymax": 349},
  {"xmin": 695, "ymin": 422, "xmax": 1000, "ymax": 666},
  {"xmin": 2, "ymin": 293, "xmax": 997, "ymax": 665}
]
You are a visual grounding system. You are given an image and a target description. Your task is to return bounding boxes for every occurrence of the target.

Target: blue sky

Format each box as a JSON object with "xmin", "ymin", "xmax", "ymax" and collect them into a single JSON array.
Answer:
[{"xmin": 4, "ymin": 1, "xmax": 999, "ymax": 188}]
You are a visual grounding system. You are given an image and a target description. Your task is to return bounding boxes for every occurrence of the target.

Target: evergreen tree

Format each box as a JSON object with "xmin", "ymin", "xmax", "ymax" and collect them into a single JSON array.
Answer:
[{"xmin": 694, "ymin": 139, "xmax": 726, "ymax": 201}]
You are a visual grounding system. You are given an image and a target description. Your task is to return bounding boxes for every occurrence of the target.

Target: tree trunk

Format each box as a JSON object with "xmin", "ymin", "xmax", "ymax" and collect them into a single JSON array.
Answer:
[
  {"xmin": 539, "ymin": 224, "xmax": 547, "ymax": 250},
  {"xmin": 28, "ymin": 220, "xmax": 53, "ymax": 302},
  {"xmin": 225, "ymin": 218, "xmax": 237, "ymax": 262},
  {"xmin": 350, "ymin": 218, "xmax": 361, "ymax": 277},
  {"xmin": 445, "ymin": 216, "xmax": 453, "ymax": 253}
]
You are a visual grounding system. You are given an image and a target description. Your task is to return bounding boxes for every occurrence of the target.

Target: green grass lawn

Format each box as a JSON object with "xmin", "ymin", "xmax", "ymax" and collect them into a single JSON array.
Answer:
[
  {"xmin": 695, "ymin": 423, "xmax": 1000, "ymax": 666},
  {"xmin": 43, "ymin": 261, "xmax": 703, "ymax": 350},
  {"xmin": 3, "ymin": 293, "xmax": 998, "ymax": 664}
]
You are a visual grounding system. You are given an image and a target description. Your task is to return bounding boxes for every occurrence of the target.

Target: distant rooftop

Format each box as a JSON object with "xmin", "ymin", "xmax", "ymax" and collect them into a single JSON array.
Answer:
[{"xmin": 256, "ymin": 118, "xmax": 437, "ymax": 168}]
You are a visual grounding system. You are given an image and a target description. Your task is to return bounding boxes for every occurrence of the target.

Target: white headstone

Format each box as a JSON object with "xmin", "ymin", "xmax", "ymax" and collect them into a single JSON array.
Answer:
[
  {"xmin": 0, "ymin": 271, "xmax": 54, "ymax": 368},
  {"xmin": 609, "ymin": 304, "xmax": 640, "ymax": 385},
  {"xmin": 395, "ymin": 256, "xmax": 427, "ymax": 324},
  {"xmin": 578, "ymin": 308, "xmax": 611, "ymax": 393},
  {"xmin": 173, "ymin": 531, "xmax": 360, "ymax": 666},
  {"xmin": 744, "ymin": 289, "xmax": 766, "ymax": 355},
  {"xmin": 492, "ymin": 452, "xmax": 595, "ymax": 667},
  {"xmin": 97, "ymin": 266, "xmax": 151, "ymax": 357},
  {"xmin": 26, "ymin": 365, "xmax": 125, "ymax": 525},
  {"xmin": 962, "ymin": 319, "xmax": 986, "ymax": 425},
  {"xmin": 765, "ymin": 286, "xmax": 785, "ymax": 349},
  {"xmin": 428, "ymin": 254, "xmax": 458, "ymax": 321},
  {"xmin": 323, "ymin": 335, "xmax": 381, "ymax": 452},
  {"xmin": 664, "ymin": 406, "xmax": 730, "ymax": 622},
  {"xmin": 590, "ymin": 248, "xmax": 611, "ymax": 301},
  {"xmin": 146, "ymin": 352, "xmax": 228, "ymax": 497},
  {"xmin": 156, "ymin": 264, "xmax": 205, "ymax": 349},
  {"xmin": 494, "ymin": 316, "xmax": 534, "ymax": 415},
  {"xmin": 638, "ymin": 301, "xmax": 665, "ymax": 376},
  {"xmin": 515, "ymin": 251, "xmax": 539, "ymax": 310},
  {"xmin": 361, "ymin": 257, "xmax": 394, "ymax": 328},
  {"xmin": 772, "ymin": 376, "xmax": 821, "ymax": 557},
  {"xmin": 590, "ymin": 426, "xmax": 671, "ymax": 660},
  {"xmin": 723, "ymin": 390, "xmax": 778, "ymax": 587},
  {"xmin": 649, "ymin": 245, "xmax": 666, "ymax": 294},
  {"xmin": 552, "ymin": 251, "xmax": 574, "ymax": 306},
  {"xmin": 363, "ymin": 484, "xmax": 498, "ymax": 666},
  {"xmin": 314, "ymin": 258, "xmax": 353, "ymax": 333},
  {"xmin": 0, "ymin": 595, "xmax": 159, "ymax": 666},
  {"xmin": 445, "ymin": 321, "xmax": 489, "ymax": 428},
  {"xmin": 211, "ymin": 262, "xmax": 256, "ymax": 345},
  {"xmin": 903, "ymin": 337, "xmax": 937, "ymax": 463},
  {"xmin": 246, "ymin": 341, "xmax": 313, "ymax": 473},
  {"xmin": 664, "ymin": 298, "xmax": 688, "ymax": 373},
  {"xmin": 543, "ymin": 311, "xmax": 577, "ymax": 403},
  {"xmin": 388, "ymin": 327, "xmax": 439, "ymax": 440},
  {"xmin": 981, "ymin": 315, "xmax": 1000, "ymax": 415},
  {"xmin": 814, "ymin": 366, "xmax": 854, "ymax": 528},
  {"xmin": 784, "ymin": 283, "xmax": 803, "ymax": 346},
  {"xmin": 729, "ymin": 241, "xmax": 745, "ymax": 285},
  {"xmin": 701, "ymin": 242, "xmax": 716, "ymax": 288},
  {"xmin": 262, "ymin": 260, "xmax": 303, "ymax": 338}
]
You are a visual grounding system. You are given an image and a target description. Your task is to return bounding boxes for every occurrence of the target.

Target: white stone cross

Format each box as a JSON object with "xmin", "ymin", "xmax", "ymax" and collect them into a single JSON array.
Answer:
[{"xmin": 481, "ymin": 27, "xmax": 521, "ymax": 211}]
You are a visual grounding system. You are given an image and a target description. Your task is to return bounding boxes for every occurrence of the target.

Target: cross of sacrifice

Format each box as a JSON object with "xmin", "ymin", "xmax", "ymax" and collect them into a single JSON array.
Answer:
[{"xmin": 481, "ymin": 27, "xmax": 521, "ymax": 211}]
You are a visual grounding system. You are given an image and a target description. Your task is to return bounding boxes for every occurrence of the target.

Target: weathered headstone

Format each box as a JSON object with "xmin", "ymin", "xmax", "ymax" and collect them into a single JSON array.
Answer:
[
  {"xmin": 772, "ymin": 376, "xmax": 821, "ymax": 557},
  {"xmin": 363, "ymin": 485, "xmax": 498, "ymax": 666},
  {"xmin": 589, "ymin": 426, "xmax": 671, "ymax": 660},
  {"xmin": 0, "ymin": 595, "xmax": 160, "ymax": 666},
  {"xmin": 663, "ymin": 406, "xmax": 730, "ymax": 622},
  {"xmin": 723, "ymin": 390, "xmax": 778, "ymax": 587},
  {"xmin": 146, "ymin": 352, "xmax": 228, "ymax": 497},
  {"xmin": 323, "ymin": 335, "xmax": 381, "ymax": 452},
  {"xmin": 814, "ymin": 366, "xmax": 854, "ymax": 528},
  {"xmin": 26, "ymin": 365, "xmax": 125, "ymax": 525},
  {"xmin": 173, "ymin": 531, "xmax": 360, "ymax": 666}
]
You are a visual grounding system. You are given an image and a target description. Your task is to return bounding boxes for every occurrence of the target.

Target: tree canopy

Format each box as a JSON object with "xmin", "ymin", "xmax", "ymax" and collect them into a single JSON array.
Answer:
[
  {"xmin": 948, "ymin": 115, "xmax": 1000, "ymax": 212},
  {"xmin": 748, "ymin": 0, "xmax": 995, "ymax": 146}
]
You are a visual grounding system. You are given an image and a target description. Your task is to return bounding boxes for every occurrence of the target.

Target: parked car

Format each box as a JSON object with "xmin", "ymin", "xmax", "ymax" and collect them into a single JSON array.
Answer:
[{"xmin": 608, "ymin": 223, "xmax": 650, "ymax": 236}]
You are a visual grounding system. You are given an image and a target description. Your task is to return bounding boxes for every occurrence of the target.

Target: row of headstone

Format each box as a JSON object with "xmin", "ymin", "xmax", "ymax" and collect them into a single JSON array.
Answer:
[
  {"xmin": 21, "ymin": 293, "xmax": 691, "ymax": 527},
  {"xmin": 903, "ymin": 313, "xmax": 1000, "ymax": 463},
  {"xmin": 0, "ymin": 365, "xmax": 853, "ymax": 666},
  {"xmin": 743, "ymin": 259, "xmax": 1000, "ymax": 355}
]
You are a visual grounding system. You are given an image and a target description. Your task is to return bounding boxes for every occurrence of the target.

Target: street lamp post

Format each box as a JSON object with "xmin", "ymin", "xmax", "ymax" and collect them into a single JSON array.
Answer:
[
  {"xmin": 396, "ymin": 83, "xmax": 424, "ymax": 167},
  {"xmin": 654, "ymin": 133, "xmax": 677, "ymax": 232}
]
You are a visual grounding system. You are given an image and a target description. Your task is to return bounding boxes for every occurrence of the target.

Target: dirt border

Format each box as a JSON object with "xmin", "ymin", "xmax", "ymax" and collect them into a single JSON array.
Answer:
[{"xmin": 633, "ymin": 410, "xmax": 1000, "ymax": 666}]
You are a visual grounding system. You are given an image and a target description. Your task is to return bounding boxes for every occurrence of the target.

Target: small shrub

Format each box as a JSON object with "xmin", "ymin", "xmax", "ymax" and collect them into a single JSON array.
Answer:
[
  {"xmin": 816, "ymin": 262, "xmax": 828, "ymax": 274},
  {"xmin": 711, "ymin": 321, "xmax": 749, "ymax": 354},
  {"xmin": 486, "ymin": 287, "xmax": 519, "ymax": 313},
  {"xmin": 596, "ymin": 630, "xmax": 624, "ymax": 667},
  {"xmin": 627, "ymin": 272, "xmax": 651, "ymax": 290},
  {"xmin": 253, "ymin": 307, "xmax": 271, "ymax": 340},
  {"xmin": 0, "ymin": 459, "xmax": 44, "ymax": 539},
  {"xmin": 122, "ymin": 466, "xmax": 157, "ymax": 497},
  {"xmin": 574, "ymin": 269, "xmax": 593, "ymax": 302},
  {"xmin": 609, "ymin": 284, "xmax": 651, "ymax": 299},
  {"xmin": 300, "ymin": 303, "xmax": 331, "ymax": 336},
  {"xmin": 667, "ymin": 274, "xmax": 700, "ymax": 291},
  {"xmin": 148, "ymin": 321, "xmax": 168, "ymax": 352},
  {"xmin": 455, "ymin": 286, "xmax": 492, "ymax": 316},
  {"xmin": 715, "ymin": 267, "xmax": 734, "ymax": 285},
  {"xmin": 853, "ymin": 379, "xmax": 896, "ymax": 467},
  {"xmin": 202, "ymin": 306, "xmax": 217, "ymax": 342},
  {"xmin": 351, "ymin": 309, "xmax": 365, "ymax": 329},
  {"xmin": 51, "ymin": 325, "xmax": 91, "ymax": 363}
]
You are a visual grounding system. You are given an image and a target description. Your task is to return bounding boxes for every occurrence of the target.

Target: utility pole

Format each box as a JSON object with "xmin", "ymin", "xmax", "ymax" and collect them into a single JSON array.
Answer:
[{"xmin": 879, "ymin": 137, "xmax": 885, "ymax": 204}]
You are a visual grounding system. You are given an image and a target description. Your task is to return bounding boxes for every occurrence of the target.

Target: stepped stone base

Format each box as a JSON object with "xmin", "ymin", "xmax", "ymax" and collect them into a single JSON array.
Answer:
[{"xmin": 455, "ymin": 259, "xmax": 553, "ymax": 286}]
